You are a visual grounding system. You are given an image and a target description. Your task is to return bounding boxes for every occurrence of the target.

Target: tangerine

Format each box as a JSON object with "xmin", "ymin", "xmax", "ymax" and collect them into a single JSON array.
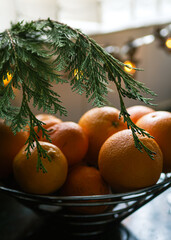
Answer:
[
  {"xmin": 136, "ymin": 111, "xmax": 171, "ymax": 173},
  {"xmin": 13, "ymin": 141, "xmax": 68, "ymax": 194},
  {"xmin": 60, "ymin": 164, "xmax": 110, "ymax": 214},
  {"xmin": 34, "ymin": 114, "xmax": 62, "ymax": 139},
  {"xmin": 42, "ymin": 121, "xmax": 88, "ymax": 167},
  {"xmin": 78, "ymin": 106, "xmax": 127, "ymax": 166},
  {"xmin": 126, "ymin": 105, "xmax": 155, "ymax": 124},
  {"xmin": 98, "ymin": 129, "xmax": 163, "ymax": 192},
  {"xmin": 0, "ymin": 119, "xmax": 28, "ymax": 179}
]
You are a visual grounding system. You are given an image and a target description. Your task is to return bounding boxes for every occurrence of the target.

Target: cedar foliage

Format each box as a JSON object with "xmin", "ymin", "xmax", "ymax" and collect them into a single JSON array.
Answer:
[{"xmin": 0, "ymin": 19, "xmax": 157, "ymax": 171}]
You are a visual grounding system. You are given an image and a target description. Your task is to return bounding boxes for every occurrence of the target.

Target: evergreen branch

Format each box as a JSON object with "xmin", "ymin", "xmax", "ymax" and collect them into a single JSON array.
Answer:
[
  {"xmin": 87, "ymin": 37, "xmax": 157, "ymax": 157},
  {"xmin": 117, "ymin": 86, "xmax": 155, "ymax": 158},
  {"xmin": 0, "ymin": 19, "xmax": 158, "ymax": 171},
  {"xmin": 16, "ymin": 87, "xmax": 52, "ymax": 173}
]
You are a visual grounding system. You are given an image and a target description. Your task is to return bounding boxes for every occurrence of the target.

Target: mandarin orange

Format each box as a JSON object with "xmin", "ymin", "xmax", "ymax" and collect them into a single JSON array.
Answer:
[
  {"xmin": 60, "ymin": 164, "xmax": 110, "ymax": 214},
  {"xmin": 136, "ymin": 111, "xmax": 171, "ymax": 173},
  {"xmin": 42, "ymin": 121, "xmax": 88, "ymax": 167},
  {"xmin": 13, "ymin": 141, "xmax": 68, "ymax": 194},
  {"xmin": 78, "ymin": 106, "xmax": 127, "ymax": 166},
  {"xmin": 0, "ymin": 119, "xmax": 28, "ymax": 179},
  {"xmin": 126, "ymin": 105, "xmax": 155, "ymax": 124},
  {"xmin": 34, "ymin": 114, "xmax": 62, "ymax": 139},
  {"xmin": 98, "ymin": 129, "xmax": 163, "ymax": 193}
]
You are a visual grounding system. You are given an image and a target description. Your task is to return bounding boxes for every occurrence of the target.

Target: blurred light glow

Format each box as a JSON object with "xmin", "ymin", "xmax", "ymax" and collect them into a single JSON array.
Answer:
[
  {"xmin": 124, "ymin": 60, "xmax": 136, "ymax": 75},
  {"xmin": 3, "ymin": 73, "xmax": 13, "ymax": 86},
  {"xmin": 74, "ymin": 69, "xmax": 83, "ymax": 80},
  {"xmin": 165, "ymin": 38, "xmax": 171, "ymax": 49},
  {"xmin": 132, "ymin": 35, "xmax": 155, "ymax": 47}
]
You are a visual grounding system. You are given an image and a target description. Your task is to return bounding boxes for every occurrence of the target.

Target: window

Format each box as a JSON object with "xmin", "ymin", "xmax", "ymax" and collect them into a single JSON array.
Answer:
[{"xmin": 0, "ymin": 0, "xmax": 171, "ymax": 34}]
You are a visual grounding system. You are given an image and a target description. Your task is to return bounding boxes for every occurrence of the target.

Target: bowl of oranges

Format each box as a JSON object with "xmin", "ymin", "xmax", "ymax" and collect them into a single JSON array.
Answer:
[{"xmin": 0, "ymin": 105, "xmax": 171, "ymax": 236}]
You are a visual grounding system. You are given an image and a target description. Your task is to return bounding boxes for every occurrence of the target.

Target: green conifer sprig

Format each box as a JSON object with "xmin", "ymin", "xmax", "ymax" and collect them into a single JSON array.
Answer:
[{"xmin": 0, "ymin": 19, "xmax": 157, "ymax": 171}]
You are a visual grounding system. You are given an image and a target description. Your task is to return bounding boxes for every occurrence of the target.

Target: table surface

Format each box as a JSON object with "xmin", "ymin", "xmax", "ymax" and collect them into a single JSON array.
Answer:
[{"xmin": 0, "ymin": 187, "xmax": 171, "ymax": 240}]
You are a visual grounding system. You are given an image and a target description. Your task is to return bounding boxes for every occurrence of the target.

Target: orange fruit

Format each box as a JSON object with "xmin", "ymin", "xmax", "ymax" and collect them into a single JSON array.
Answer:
[
  {"xmin": 0, "ymin": 119, "xmax": 28, "ymax": 179},
  {"xmin": 78, "ymin": 106, "xmax": 127, "ymax": 166},
  {"xmin": 60, "ymin": 164, "xmax": 110, "ymax": 214},
  {"xmin": 126, "ymin": 105, "xmax": 155, "ymax": 124},
  {"xmin": 42, "ymin": 121, "xmax": 88, "ymax": 167},
  {"xmin": 98, "ymin": 129, "xmax": 163, "ymax": 193},
  {"xmin": 13, "ymin": 141, "xmax": 68, "ymax": 194},
  {"xmin": 34, "ymin": 114, "xmax": 62, "ymax": 139},
  {"xmin": 136, "ymin": 111, "xmax": 171, "ymax": 173}
]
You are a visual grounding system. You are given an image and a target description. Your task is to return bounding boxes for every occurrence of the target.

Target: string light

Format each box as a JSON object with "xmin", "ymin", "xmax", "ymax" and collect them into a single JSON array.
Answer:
[
  {"xmin": 3, "ymin": 73, "xmax": 13, "ymax": 87},
  {"xmin": 155, "ymin": 24, "xmax": 171, "ymax": 52},
  {"xmin": 165, "ymin": 37, "xmax": 171, "ymax": 49},
  {"xmin": 1, "ymin": 24, "xmax": 170, "ymax": 90},
  {"xmin": 104, "ymin": 23, "xmax": 171, "ymax": 77},
  {"xmin": 124, "ymin": 60, "xmax": 136, "ymax": 75},
  {"xmin": 74, "ymin": 69, "xmax": 83, "ymax": 80}
]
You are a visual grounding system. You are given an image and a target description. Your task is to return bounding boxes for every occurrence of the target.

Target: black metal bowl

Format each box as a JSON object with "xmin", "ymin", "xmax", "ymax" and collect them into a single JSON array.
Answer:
[{"xmin": 0, "ymin": 173, "xmax": 171, "ymax": 236}]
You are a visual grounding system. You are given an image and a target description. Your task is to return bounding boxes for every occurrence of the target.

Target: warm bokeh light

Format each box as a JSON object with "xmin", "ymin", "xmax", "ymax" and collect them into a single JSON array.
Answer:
[
  {"xmin": 124, "ymin": 60, "xmax": 136, "ymax": 75},
  {"xmin": 74, "ymin": 69, "xmax": 83, "ymax": 79},
  {"xmin": 3, "ymin": 73, "xmax": 13, "ymax": 86},
  {"xmin": 165, "ymin": 38, "xmax": 171, "ymax": 49}
]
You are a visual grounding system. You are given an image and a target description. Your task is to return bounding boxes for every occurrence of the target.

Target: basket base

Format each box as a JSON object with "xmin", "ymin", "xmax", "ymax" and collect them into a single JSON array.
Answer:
[{"xmin": 25, "ymin": 214, "xmax": 135, "ymax": 240}]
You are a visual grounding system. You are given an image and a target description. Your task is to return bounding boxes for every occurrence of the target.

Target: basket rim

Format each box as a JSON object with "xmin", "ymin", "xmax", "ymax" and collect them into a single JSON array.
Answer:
[{"xmin": 0, "ymin": 173, "xmax": 170, "ymax": 202}]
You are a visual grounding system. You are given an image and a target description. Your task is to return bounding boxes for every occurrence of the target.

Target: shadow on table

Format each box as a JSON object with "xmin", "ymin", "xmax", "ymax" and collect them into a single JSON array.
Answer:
[{"xmin": 25, "ymin": 216, "xmax": 138, "ymax": 240}]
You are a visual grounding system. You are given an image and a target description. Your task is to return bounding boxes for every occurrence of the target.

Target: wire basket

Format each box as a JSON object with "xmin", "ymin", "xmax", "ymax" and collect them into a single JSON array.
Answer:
[{"xmin": 0, "ymin": 173, "xmax": 171, "ymax": 237}]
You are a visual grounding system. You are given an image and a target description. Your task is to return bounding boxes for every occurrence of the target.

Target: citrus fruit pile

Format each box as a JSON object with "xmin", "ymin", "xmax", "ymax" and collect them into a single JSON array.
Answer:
[{"xmin": 0, "ymin": 105, "xmax": 170, "ymax": 214}]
